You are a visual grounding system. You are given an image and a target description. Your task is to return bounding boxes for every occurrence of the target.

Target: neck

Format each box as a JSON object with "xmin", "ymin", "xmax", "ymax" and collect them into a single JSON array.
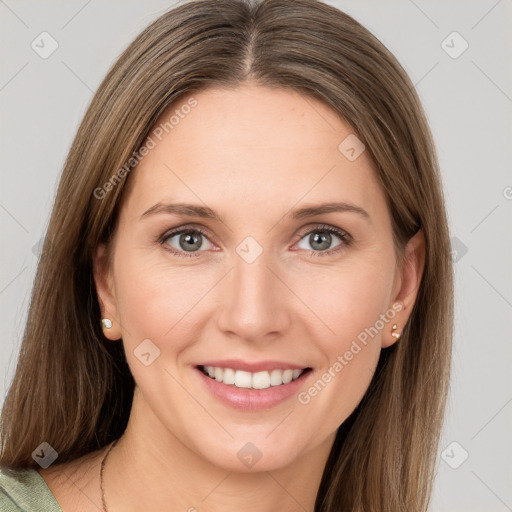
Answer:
[{"xmin": 103, "ymin": 386, "xmax": 334, "ymax": 512}]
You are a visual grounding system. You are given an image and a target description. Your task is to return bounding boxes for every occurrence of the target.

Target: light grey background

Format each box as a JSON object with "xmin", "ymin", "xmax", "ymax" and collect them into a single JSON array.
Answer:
[{"xmin": 1, "ymin": 1, "xmax": 511, "ymax": 510}]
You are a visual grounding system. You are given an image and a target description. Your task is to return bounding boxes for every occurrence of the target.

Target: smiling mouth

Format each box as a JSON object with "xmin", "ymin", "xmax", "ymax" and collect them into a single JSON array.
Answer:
[{"xmin": 197, "ymin": 365, "xmax": 312, "ymax": 390}]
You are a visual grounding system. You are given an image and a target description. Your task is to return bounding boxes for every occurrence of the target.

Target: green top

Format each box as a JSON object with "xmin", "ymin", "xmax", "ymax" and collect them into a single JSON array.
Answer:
[{"xmin": 0, "ymin": 466, "xmax": 62, "ymax": 511}]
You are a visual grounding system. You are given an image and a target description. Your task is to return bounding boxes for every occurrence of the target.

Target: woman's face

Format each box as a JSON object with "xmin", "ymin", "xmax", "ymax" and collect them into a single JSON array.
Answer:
[{"xmin": 95, "ymin": 84, "xmax": 423, "ymax": 472}]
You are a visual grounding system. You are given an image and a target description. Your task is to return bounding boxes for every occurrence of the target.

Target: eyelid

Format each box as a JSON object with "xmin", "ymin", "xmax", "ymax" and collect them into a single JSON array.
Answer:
[
  {"xmin": 158, "ymin": 222, "xmax": 352, "ymax": 257},
  {"xmin": 157, "ymin": 224, "xmax": 217, "ymax": 257},
  {"xmin": 294, "ymin": 223, "xmax": 350, "ymax": 241},
  {"xmin": 292, "ymin": 223, "xmax": 352, "ymax": 257}
]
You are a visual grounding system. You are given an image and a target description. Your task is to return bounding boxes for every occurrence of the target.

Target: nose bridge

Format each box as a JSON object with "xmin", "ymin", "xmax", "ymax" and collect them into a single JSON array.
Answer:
[
  {"xmin": 217, "ymin": 245, "xmax": 290, "ymax": 340},
  {"xmin": 233, "ymin": 250, "xmax": 273, "ymax": 304}
]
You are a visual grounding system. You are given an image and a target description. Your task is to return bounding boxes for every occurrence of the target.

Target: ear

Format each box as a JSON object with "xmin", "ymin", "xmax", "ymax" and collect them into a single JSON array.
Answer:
[
  {"xmin": 93, "ymin": 243, "xmax": 122, "ymax": 341},
  {"xmin": 382, "ymin": 229, "xmax": 425, "ymax": 348}
]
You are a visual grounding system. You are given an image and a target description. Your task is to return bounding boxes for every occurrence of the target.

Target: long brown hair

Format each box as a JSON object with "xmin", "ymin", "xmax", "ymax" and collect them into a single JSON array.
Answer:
[{"xmin": 0, "ymin": 1, "xmax": 453, "ymax": 510}]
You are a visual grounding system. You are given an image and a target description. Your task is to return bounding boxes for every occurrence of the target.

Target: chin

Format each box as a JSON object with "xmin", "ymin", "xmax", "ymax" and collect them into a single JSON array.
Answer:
[{"xmin": 191, "ymin": 433, "xmax": 309, "ymax": 473}]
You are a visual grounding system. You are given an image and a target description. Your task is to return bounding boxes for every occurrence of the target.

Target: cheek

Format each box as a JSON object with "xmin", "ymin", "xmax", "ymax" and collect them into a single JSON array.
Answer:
[
  {"xmin": 292, "ymin": 254, "xmax": 394, "ymax": 406},
  {"xmin": 112, "ymin": 247, "xmax": 187, "ymax": 342},
  {"xmin": 292, "ymin": 277, "xmax": 390, "ymax": 435},
  {"xmin": 112, "ymin": 245, "xmax": 222, "ymax": 363},
  {"xmin": 293, "ymin": 255, "xmax": 395, "ymax": 347},
  {"xmin": 292, "ymin": 256, "xmax": 394, "ymax": 413}
]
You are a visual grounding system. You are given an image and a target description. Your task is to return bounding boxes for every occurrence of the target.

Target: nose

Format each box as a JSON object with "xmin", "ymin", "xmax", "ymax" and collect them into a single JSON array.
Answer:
[{"xmin": 216, "ymin": 249, "xmax": 292, "ymax": 343}]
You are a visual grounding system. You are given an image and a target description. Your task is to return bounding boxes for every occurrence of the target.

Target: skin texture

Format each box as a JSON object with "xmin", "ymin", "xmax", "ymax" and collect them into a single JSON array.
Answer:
[{"xmin": 39, "ymin": 84, "xmax": 425, "ymax": 512}]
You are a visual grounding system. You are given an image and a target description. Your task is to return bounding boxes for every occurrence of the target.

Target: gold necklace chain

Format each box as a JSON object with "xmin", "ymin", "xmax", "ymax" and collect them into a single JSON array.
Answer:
[{"xmin": 100, "ymin": 440, "xmax": 118, "ymax": 512}]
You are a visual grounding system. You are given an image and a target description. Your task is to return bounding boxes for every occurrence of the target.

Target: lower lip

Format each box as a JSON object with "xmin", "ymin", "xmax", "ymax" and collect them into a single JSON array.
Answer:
[{"xmin": 194, "ymin": 367, "xmax": 312, "ymax": 411}]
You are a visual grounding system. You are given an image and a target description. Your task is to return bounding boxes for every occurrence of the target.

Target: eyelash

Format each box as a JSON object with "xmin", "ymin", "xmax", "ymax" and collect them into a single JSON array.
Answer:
[{"xmin": 157, "ymin": 223, "xmax": 352, "ymax": 259}]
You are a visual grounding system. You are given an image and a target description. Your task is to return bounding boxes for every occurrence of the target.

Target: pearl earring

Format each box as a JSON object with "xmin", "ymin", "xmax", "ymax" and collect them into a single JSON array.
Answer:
[
  {"xmin": 391, "ymin": 324, "xmax": 401, "ymax": 340},
  {"xmin": 101, "ymin": 318, "xmax": 112, "ymax": 329}
]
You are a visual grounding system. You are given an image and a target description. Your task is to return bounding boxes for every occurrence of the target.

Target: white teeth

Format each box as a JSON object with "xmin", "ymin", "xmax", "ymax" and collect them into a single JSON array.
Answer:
[
  {"xmin": 223, "ymin": 367, "xmax": 236, "ymax": 385},
  {"xmin": 282, "ymin": 369, "xmax": 293, "ymax": 384},
  {"xmin": 252, "ymin": 371, "xmax": 271, "ymax": 390},
  {"xmin": 269, "ymin": 369, "xmax": 283, "ymax": 386},
  {"xmin": 234, "ymin": 370, "xmax": 252, "ymax": 388},
  {"xmin": 202, "ymin": 366, "xmax": 305, "ymax": 389}
]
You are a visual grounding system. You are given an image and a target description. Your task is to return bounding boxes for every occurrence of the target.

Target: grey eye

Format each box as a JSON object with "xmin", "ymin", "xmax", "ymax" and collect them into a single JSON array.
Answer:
[
  {"xmin": 165, "ymin": 230, "xmax": 213, "ymax": 253},
  {"xmin": 297, "ymin": 231, "xmax": 343, "ymax": 252}
]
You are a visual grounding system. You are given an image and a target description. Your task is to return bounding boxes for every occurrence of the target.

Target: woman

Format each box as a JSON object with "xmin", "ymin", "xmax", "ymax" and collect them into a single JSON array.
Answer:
[{"xmin": 0, "ymin": 0, "xmax": 453, "ymax": 510}]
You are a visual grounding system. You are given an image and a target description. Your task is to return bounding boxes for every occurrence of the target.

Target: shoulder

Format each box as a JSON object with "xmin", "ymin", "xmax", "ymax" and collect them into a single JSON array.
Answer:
[
  {"xmin": 1, "ymin": 446, "xmax": 108, "ymax": 512},
  {"xmin": 0, "ymin": 465, "xmax": 63, "ymax": 511},
  {"xmin": 37, "ymin": 447, "xmax": 108, "ymax": 512}
]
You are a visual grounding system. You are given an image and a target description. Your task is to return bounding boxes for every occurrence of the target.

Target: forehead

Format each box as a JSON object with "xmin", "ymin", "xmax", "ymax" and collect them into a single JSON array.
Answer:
[{"xmin": 123, "ymin": 85, "xmax": 387, "ymax": 225}]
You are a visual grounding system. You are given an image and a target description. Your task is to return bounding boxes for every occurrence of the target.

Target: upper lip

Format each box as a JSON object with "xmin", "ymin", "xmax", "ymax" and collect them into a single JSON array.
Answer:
[{"xmin": 195, "ymin": 359, "xmax": 310, "ymax": 373}]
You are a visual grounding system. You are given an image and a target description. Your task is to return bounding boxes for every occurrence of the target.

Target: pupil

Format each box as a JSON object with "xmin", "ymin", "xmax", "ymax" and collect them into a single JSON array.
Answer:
[
  {"xmin": 181, "ymin": 232, "xmax": 201, "ymax": 251},
  {"xmin": 311, "ymin": 232, "xmax": 330, "ymax": 251}
]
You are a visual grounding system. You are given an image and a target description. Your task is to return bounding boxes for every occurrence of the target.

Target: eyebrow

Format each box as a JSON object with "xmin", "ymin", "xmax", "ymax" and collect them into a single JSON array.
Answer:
[{"xmin": 140, "ymin": 201, "xmax": 371, "ymax": 223}]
